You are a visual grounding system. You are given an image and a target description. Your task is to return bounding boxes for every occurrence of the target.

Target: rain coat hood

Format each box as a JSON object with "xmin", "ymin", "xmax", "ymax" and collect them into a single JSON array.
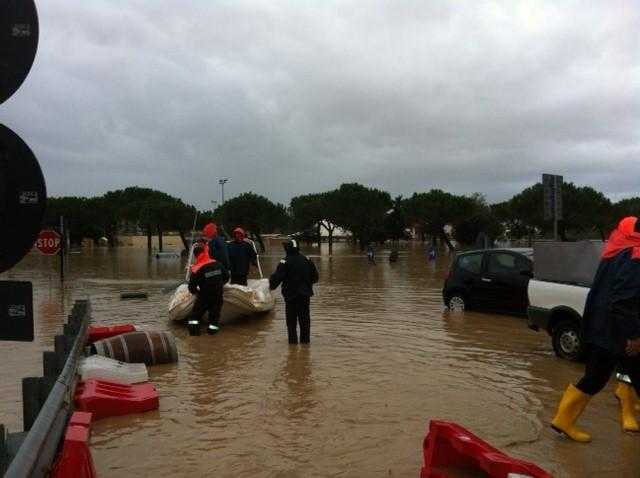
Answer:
[
  {"xmin": 233, "ymin": 227, "xmax": 246, "ymax": 241},
  {"xmin": 602, "ymin": 216, "xmax": 640, "ymax": 260},
  {"xmin": 283, "ymin": 239, "xmax": 299, "ymax": 256},
  {"xmin": 202, "ymin": 223, "xmax": 217, "ymax": 240}
]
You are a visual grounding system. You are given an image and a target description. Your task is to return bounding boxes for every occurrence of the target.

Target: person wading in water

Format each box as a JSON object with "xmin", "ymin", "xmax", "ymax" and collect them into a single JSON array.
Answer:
[
  {"xmin": 227, "ymin": 227, "xmax": 257, "ymax": 286},
  {"xmin": 551, "ymin": 216, "xmax": 640, "ymax": 442},
  {"xmin": 187, "ymin": 244, "xmax": 229, "ymax": 336},
  {"xmin": 269, "ymin": 239, "xmax": 319, "ymax": 344}
]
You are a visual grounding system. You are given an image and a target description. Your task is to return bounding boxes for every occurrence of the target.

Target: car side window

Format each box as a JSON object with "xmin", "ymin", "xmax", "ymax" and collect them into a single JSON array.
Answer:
[
  {"xmin": 487, "ymin": 253, "xmax": 518, "ymax": 275},
  {"xmin": 515, "ymin": 255, "xmax": 532, "ymax": 273},
  {"xmin": 457, "ymin": 253, "xmax": 483, "ymax": 274}
]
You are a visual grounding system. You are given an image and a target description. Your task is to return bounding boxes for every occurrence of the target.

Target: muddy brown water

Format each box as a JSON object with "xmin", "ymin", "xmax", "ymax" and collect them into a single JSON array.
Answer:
[{"xmin": 1, "ymin": 242, "xmax": 638, "ymax": 477}]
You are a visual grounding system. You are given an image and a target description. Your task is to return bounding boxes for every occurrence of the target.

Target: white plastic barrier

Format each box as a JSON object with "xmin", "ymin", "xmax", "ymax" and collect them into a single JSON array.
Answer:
[{"xmin": 78, "ymin": 355, "xmax": 149, "ymax": 384}]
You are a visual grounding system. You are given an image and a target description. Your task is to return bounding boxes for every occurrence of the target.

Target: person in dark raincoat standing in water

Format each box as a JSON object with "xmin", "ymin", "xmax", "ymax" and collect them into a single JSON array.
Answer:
[
  {"xmin": 551, "ymin": 216, "xmax": 640, "ymax": 442},
  {"xmin": 269, "ymin": 239, "xmax": 319, "ymax": 344},
  {"xmin": 187, "ymin": 244, "xmax": 229, "ymax": 336},
  {"xmin": 227, "ymin": 227, "xmax": 258, "ymax": 286}
]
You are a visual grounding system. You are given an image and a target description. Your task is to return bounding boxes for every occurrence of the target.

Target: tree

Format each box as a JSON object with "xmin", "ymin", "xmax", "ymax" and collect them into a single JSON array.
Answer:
[
  {"xmin": 217, "ymin": 193, "xmax": 289, "ymax": 250},
  {"xmin": 290, "ymin": 192, "xmax": 325, "ymax": 247},
  {"xmin": 615, "ymin": 197, "xmax": 640, "ymax": 220},
  {"xmin": 107, "ymin": 187, "xmax": 195, "ymax": 252},
  {"xmin": 453, "ymin": 194, "xmax": 504, "ymax": 247},
  {"xmin": 405, "ymin": 189, "xmax": 476, "ymax": 251},
  {"xmin": 384, "ymin": 196, "xmax": 408, "ymax": 243},
  {"xmin": 495, "ymin": 182, "xmax": 615, "ymax": 242},
  {"xmin": 329, "ymin": 183, "xmax": 392, "ymax": 250},
  {"xmin": 290, "ymin": 191, "xmax": 341, "ymax": 253},
  {"xmin": 560, "ymin": 184, "xmax": 614, "ymax": 240},
  {"xmin": 493, "ymin": 184, "xmax": 545, "ymax": 244},
  {"xmin": 45, "ymin": 197, "xmax": 104, "ymax": 245},
  {"xmin": 47, "ymin": 187, "xmax": 198, "ymax": 252}
]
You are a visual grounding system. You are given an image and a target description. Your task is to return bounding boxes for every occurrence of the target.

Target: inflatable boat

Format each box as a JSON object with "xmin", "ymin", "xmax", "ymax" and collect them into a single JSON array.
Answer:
[{"xmin": 168, "ymin": 278, "xmax": 275, "ymax": 323}]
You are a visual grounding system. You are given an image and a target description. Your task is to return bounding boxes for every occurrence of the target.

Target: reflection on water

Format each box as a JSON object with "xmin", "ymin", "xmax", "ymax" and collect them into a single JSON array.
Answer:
[{"xmin": 1, "ymin": 242, "xmax": 637, "ymax": 477}]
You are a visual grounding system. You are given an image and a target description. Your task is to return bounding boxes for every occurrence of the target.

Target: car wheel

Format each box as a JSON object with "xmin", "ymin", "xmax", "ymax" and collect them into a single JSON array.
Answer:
[
  {"xmin": 447, "ymin": 294, "xmax": 466, "ymax": 311},
  {"xmin": 552, "ymin": 321, "xmax": 584, "ymax": 361}
]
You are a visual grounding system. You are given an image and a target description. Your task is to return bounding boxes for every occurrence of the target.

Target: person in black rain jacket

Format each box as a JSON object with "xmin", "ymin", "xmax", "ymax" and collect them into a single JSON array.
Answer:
[
  {"xmin": 269, "ymin": 239, "xmax": 319, "ymax": 344},
  {"xmin": 227, "ymin": 227, "xmax": 257, "ymax": 286},
  {"xmin": 551, "ymin": 216, "xmax": 640, "ymax": 442},
  {"xmin": 187, "ymin": 244, "xmax": 229, "ymax": 336}
]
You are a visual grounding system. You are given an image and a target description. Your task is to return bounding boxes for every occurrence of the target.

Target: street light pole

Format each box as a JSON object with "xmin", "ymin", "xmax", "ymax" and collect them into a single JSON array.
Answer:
[{"xmin": 218, "ymin": 178, "xmax": 229, "ymax": 204}]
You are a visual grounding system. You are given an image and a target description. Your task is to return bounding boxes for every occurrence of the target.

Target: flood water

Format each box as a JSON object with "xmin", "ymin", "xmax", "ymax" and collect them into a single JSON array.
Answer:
[{"xmin": 1, "ymin": 241, "xmax": 638, "ymax": 477}]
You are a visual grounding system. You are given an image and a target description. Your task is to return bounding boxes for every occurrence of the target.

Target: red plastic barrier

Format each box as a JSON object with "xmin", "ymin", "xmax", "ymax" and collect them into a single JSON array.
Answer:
[
  {"xmin": 75, "ymin": 379, "xmax": 159, "ymax": 420},
  {"xmin": 421, "ymin": 420, "xmax": 552, "ymax": 478},
  {"xmin": 50, "ymin": 412, "xmax": 96, "ymax": 478},
  {"xmin": 87, "ymin": 324, "xmax": 136, "ymax": 344}
]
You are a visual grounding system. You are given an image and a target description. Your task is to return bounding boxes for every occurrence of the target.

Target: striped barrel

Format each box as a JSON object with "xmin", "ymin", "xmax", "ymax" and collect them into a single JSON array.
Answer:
[{"xmin": 92, "ymin": 331, "xmax": 178, "ymax": 365}]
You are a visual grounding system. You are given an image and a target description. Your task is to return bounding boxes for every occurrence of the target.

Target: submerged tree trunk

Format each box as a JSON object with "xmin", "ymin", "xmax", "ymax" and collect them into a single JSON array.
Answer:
[
  {"xmin": 359, "ymin": 235, "xmax": 367, "ymax": 251},
  {"xmin": 328, "ymin": 228, "xmax": 334, "ymax": 255},
  {"xmin": 178, "ymin": 229, "xmax": 189, "ymax": 251},
  {"xmin": 157, "ymin": 225, "xmax": 163, "ymax": 252},
  {"xmin": 317, "ymin": 223, "xmax": 322, "ymax": 248},
  {"xmin": 146, "ymin": 227, "xmax": 152, "ymax": 254},
  {"xmin": 106, "ymin": 224, "xmax": 117, "ymax": 248},
  {"xmin": 559, "ymin": 221, "xmax": 567, "ymax": 242}
]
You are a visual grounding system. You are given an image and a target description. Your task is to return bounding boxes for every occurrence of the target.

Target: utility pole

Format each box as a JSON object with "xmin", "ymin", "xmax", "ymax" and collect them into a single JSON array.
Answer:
[
  {"xmin": 59, "ymin": 216, "xmax": 65, "ymax": 282},
  {"xmin": 218, "ymin": 178, "xmax": 229, "ymax": 204}
]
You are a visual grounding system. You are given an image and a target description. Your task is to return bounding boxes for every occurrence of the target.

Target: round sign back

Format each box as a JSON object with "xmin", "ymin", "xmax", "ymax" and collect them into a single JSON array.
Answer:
[
  {"xmin": 0, "ymin": 0, "xmax": 39, "ymax": 104},
  {"xmin": 0, "ymin": 123, "xmax": 47, "ymax": 273}
]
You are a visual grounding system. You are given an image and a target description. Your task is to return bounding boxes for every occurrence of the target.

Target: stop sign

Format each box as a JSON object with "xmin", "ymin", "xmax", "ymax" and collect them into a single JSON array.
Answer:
[{"xmin": 36, "ymin": 229, "xmax": 61, "ymax": 255}]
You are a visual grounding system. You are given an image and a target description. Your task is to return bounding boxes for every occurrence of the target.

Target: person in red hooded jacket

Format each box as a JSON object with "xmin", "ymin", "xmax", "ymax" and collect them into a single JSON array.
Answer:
[
  {"xmin": 202, "ymin": 222, "xmax": 230, "ymax": 271},
  {"xmin": 227, "ymin": 227, "xmax": 257, "ymax": 286},
  {"xmin": 551, "ymin": 216, "xmax": 640, "ymax": 442},
  {"xmin": 187, "ymin": 244, "xmax": 229, "ymax": 336}
]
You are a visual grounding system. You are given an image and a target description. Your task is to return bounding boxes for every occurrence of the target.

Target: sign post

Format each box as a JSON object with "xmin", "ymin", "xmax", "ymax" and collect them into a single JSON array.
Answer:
[
  {"xmin": 543, "ymin": 174, "xmax": 563, "ymax": 240},
  {"xmin": 59, "ymin": 216, "xmax": 65, "ymax": 282}
]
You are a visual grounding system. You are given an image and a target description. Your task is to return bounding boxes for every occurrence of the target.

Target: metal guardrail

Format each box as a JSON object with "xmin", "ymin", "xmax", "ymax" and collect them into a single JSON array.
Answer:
[{"xmin": 1, "ymin": 300, "xmax": 91, "ymax": 478}]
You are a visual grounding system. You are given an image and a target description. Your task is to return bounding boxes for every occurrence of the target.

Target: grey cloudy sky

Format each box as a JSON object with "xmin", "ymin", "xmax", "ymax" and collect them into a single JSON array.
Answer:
[{"xmin": 1, "ymin": 1, "xmax": 638, "ymax": 209}]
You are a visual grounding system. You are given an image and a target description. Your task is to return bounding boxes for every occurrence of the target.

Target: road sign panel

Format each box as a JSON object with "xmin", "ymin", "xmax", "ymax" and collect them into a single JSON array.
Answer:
[
  {"xmin": 0, "ymin": 0, "xmax": 39, "ymax": 104},
  {"xmin": 0, "ymin": 123, "xmax": 47, "ymax": 273},
  {"xmin": 543, "ymin": 174, "xmax": 563, "ymax": 221},
  {"xmin": 0, "ymin": 281, "xmax": 33, "ymax": 342}
]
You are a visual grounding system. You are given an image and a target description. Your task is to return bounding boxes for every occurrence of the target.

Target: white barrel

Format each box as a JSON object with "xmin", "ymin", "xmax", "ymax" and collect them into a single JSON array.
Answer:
[{"xmin": 79, "ymin": 355, "xmax": 149, "ymax": 384}]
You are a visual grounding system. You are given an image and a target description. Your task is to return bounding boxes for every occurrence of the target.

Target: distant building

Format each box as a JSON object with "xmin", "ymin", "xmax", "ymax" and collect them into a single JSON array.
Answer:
[{"xmin": 319, "ymin": 222, "xmax": 349, "ymax": 239}]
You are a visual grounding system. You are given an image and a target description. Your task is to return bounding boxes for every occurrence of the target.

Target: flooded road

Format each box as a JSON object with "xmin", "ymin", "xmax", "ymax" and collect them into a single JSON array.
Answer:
[{"xmin": 1, "ymin": 242, "xmax": 638, "ymax": 477}]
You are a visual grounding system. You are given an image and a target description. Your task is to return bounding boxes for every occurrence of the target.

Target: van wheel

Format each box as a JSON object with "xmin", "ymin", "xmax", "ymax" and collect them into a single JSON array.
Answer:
[
  {"xmin": 447, "ymin": 294, "xmax": 466, "ymax": 311},
  {"xmin": 552, "ymin": 321, "xmax": 584, "ymax": 361}
]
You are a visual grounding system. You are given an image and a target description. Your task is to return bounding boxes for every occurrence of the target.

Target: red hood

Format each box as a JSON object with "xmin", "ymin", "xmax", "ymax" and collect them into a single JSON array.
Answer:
[
  {"xmin": 233, "ymin": 227, "xmax": 245, "ymax": 240},
  {"xmin": 191, "ymin": 251, "xmax": 215, "ymax": 274},
  {"xmin": 602, "ymin": 216, "xmax": 640, "ymax": 259},
  {"xmin": 202, "ymin": 223, "xmax": 217, "ymax": 240}
]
